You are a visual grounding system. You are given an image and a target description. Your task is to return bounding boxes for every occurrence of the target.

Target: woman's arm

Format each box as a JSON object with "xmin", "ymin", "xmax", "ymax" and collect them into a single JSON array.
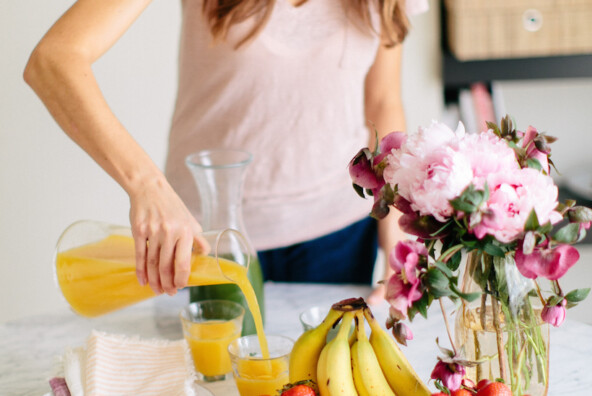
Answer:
[
  {"xmin": 363, "ymin": 42, "xmax": 408, "ymax": 304},
  {"xmin": 24, "ymin": 0, "xmax": 206, "ymax": 296}
]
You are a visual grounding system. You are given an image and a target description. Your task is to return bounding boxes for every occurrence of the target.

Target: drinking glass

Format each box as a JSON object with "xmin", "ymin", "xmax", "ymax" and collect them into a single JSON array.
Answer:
[
  {"xmin": 228, "ymin": 335, "xmax": 293, "ymax": 396},
  {"xmin": 180, "ymin": 300, "xmax": 245, "ymax": 382}
]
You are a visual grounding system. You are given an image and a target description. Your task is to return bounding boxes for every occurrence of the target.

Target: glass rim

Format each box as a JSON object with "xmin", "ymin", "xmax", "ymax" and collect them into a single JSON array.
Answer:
[
  {"xmin": 185, "ymin": 149, "xmax": 253, "ymax": 170},
  {"xmin": 227, "ymin": 334, "xmax": 294, "ymax": 361},
  {"xmin": 179, "ymin": 299, "xmax": 246, "ymax": 322}
]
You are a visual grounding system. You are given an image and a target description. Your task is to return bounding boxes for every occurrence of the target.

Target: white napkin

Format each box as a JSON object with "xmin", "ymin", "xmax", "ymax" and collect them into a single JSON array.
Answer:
[{"xmin": 57, "ymin": 331, "xmax": 196, "ymax": 396}]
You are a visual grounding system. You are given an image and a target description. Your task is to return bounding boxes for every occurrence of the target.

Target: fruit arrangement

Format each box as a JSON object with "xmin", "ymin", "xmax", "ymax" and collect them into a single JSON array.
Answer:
[
  {"xmin": 287, "ymin": 297, "xmax": 431, "ymax": 396},
  {"xmin": 431, "ymin": 379, "xmax": 514, "ymax": 396}
]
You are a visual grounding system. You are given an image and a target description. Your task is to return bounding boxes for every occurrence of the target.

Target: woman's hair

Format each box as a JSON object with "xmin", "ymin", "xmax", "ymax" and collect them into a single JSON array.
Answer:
[{"xmin": 202, "ymin": 0, "xmax": 410, "ymax": 48}]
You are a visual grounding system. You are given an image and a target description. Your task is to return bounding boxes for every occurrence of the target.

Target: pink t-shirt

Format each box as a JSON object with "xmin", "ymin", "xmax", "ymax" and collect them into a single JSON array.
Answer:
[{"xmin": 166, "ymin": 0, "xmax": 382, "ymax": 250}]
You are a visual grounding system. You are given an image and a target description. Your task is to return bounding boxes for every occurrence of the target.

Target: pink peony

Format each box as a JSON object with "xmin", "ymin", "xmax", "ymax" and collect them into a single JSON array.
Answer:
[
  {"xmin": 515, "ymin": 241, "xmax": 579, "ymax": 280},
  {"xmin": 541, "ymin": 298, "xmax": 567, "ymax": 327},
  {"xmin": 373, "ymin": 131, "xmax": 407, "ymax": 164},
  {"xmin": 458, "ymin": 130, "xmax": 520, "ymax": 190},
  {"xmin": 384, "ymin": 122, "xmax": 473, "ymax": 222},
  {"xmin": 430, "ymin": 360, "xmax": 465, "ymax": 391},
  {"xmin": 472, "ymin": 168, "xmax": 562, "ymax": 243}
]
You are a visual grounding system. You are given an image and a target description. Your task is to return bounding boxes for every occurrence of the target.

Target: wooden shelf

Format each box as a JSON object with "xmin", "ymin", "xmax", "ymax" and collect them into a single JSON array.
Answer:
[{"xmin": 440, "ymin": 5, "xmax": 592, "ymax": 104}]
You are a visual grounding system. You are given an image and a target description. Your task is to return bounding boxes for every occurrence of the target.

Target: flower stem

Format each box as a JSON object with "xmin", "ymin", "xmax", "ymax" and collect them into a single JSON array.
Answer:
[
  {"xmin": 439, "ymin": 298, "xmax": 457, "ymax": 356},
  {"xmin": 490, "ymin": 287, "xmax": 508, "ymax": 384},
  {"xmin": 534, "ymin": 280, "xmax": 547, "ymax": 306}
]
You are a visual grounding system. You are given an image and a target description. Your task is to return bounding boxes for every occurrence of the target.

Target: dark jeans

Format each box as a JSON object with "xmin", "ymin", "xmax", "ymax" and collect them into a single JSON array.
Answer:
[{"xmin": 257, "ymin": 217, "xmax": 378, "ymax": 284}]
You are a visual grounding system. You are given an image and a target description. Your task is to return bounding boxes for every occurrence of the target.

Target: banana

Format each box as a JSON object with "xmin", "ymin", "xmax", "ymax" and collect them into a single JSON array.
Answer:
[
  {"xmin": 317, "ymin": 310, "xmax": 358, "ymax": 396},
  {"xmin": 351, "ymin": 310, "xmax": 395, "ymax": 396},
  {"xmin": 363, "ymin": 307, "xmax": 431, "ymax": 396},
  {"xmin": 289, "ymin": 308, "xmax": 344, "ymax": 383}
]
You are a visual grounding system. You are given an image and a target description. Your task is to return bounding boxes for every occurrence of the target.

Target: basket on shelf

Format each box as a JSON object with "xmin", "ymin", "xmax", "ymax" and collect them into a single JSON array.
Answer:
[{"xmin": 444, "ymin": 0, "xmax": 592, "ymax": 61}]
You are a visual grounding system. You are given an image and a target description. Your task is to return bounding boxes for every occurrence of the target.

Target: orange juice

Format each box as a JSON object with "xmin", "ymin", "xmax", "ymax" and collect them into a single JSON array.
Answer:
[
  {"xmin": 55, "ymin": 233, "xmax": 269, "ymax": 358},
  {"xmin": 185, "ymin": 319, "xmax": 240, "ymax": 377},
  {"xmin": 235, "ymin": 358, "xmax": 289, "ymax": 396}
]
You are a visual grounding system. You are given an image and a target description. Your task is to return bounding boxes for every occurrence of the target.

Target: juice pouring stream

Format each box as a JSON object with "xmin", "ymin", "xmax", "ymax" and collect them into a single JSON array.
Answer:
[{"xmin": 185, "ymin": 149, "xmax": 265, "ymax": 338}]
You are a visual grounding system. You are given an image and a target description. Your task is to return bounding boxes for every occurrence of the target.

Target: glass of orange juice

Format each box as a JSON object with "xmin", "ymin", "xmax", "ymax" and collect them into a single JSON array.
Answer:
[
  {"xmin": 180, "ymin": 300, "xmax": 245, "ymax": 382},
  {"xmin": 228, "ymin": 335, "xmax": 293, "ymax": 396}
]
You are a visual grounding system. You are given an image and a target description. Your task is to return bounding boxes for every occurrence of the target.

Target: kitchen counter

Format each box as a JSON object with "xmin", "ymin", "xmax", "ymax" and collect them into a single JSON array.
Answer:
[{"xmin": 1, "ymin": 282, "xmax": 591, "ymax": 395}]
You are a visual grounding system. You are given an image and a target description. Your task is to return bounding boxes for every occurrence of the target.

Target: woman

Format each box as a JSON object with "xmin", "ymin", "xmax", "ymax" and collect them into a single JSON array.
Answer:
[{"xmin": 24, "ymin": 0, "xmax": 426, "ymax": 302}]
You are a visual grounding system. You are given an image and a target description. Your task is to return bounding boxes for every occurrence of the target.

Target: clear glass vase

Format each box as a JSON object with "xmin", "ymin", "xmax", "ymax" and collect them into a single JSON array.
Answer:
[
  {"xmin": 185, "ymin": 149, "xmax": 265, "ymax": 336},
  {"xmin": 455, "ymin": 251, "xmax": 549, "ymax": 396}
]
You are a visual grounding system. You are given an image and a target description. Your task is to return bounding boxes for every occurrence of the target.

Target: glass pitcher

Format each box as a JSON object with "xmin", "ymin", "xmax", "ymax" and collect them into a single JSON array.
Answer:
[
  {"xmin": 54, "ymin": 220, "xmax": 253, "ymax": 318},
  {"xmin": 185, "ymin": 149, "xmax": 265, "ymax": 336}
]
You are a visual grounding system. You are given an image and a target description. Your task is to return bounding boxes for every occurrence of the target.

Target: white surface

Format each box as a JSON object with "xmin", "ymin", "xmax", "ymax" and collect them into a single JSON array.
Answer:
[{"xmin": 1, "ymin": 283, "xmax": 591, "ymax": 396}]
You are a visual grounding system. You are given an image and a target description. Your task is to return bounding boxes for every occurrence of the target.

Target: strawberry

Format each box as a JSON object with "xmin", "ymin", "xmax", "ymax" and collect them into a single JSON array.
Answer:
[
  {"xmin": 475, "ymin": 379, "xmax": 492, "ymax": 391},
  {"xmin": 278, "ymin": 380, "xmax": 318, "ymax": 396},
  {"xmin": 451, "ymin": 389, "xmax": 474, "ymax": 396},
  {"xmin": 476, "ymin": 381, "xmax": 512, "ymax": 396}
]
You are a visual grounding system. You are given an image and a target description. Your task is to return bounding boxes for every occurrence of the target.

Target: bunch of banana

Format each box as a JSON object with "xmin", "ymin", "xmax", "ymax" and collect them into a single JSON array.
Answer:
[
  {"xmin": 289, "ymin": 298, "xmax": 431, "ymax": 396},
  {"xmin": 289, "ymin": 307, "xmax": 344, "ymax": 383}
]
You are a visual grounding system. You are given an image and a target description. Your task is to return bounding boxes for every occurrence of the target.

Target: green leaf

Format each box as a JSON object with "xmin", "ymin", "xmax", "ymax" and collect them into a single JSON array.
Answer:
[
  {"xmin": 425, "ymin": 268, "xmax": 453, "ymax": 298},
  {"xmin": 547, "ymin": 295, "xmax": 564, "ymax": 306},
  {"xmin": 526, "ymin": 158, "xmax": 543, "ymax": 171},
  {"xmin": 411, "ymin": 293, "xmax": 431, "ymax": 319},
  {"xmin": 524, "ymin": 209, "xmax": 540, "ymax": 231},
  {"xmin": 447, "ymin": 250, "xmax": 462, "ymax": 272},
  {"xmin": 553, "ymin": 223, "xmax": 580, "ymax": 244},
  {"xmin": 450, "ymin": 282, "xmax": 481, "ymax": 302},
  {"xmin": 486, "ymin": 121, "xmax": 501, "ymax": 136},
  {"xmin": 483, "ymin": 242, "xmax": 506, "ymax": 258},
  {"xmin": 353, "ymin": 183, "xmax": 366, "ymax": 199},
  {"xmin": 433, "ymin": 260, "xmax": 453, "ymax": 278},
  {"xmin": 565, "ymin": 288, "xmax": 591, "ymax": 303},
  {"xmin": 450, "ymin": 198, "xmax": 477, "ymax": 213}
]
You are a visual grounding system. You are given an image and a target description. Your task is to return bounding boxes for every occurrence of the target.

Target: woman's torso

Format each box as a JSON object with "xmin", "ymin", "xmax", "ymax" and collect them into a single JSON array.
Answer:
[{"xmin": 166, "ymin": 0, "xmax": 379, "ymax": 249}]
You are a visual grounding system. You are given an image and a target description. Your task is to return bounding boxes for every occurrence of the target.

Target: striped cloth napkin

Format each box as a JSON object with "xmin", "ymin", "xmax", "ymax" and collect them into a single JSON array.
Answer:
[{"xmin": 59, "ymin": 331, "xmax": 196, "ymax": 396}]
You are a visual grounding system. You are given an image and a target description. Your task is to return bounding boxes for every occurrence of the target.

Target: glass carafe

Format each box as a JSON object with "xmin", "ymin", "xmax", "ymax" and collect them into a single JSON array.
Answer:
[
  {"xmin": 54, "ymin": 220, "xmax": 253, "ymax": 318},
  {"xmin": 185, "ymin": 149, "xmax": 265, "ymax": 336}
]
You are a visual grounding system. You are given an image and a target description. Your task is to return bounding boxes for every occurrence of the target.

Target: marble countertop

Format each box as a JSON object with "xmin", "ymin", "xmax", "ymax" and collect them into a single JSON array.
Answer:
[{"xmin": 1, "ymin": 282, "xmax": 591, "ymax": 395}]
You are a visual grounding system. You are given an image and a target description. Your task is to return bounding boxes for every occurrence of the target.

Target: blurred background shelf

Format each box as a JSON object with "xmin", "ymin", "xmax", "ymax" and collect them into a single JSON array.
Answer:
[
  {"xmin": 440, "ymin": 2, "xmax": 592, "ymax": 104},
  {"xmin": 442, "ymin": 52, "xmax": 592, "ymax": 104}
]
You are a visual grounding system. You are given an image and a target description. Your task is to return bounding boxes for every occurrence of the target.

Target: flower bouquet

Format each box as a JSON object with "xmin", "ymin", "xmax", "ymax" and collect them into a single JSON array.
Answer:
[{"xmin": 349, "ymin": 116, "xmax": 591, "ymax": 396}]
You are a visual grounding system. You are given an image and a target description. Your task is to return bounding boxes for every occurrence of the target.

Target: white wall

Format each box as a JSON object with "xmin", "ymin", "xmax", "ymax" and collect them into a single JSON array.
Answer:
[
  {"xmin": 2, "ymin": 0, "xmax": 590, "ymax": 324},
  {"xmin": 1, "ymin": 0, "xmax": 181, "ymax": 322}
]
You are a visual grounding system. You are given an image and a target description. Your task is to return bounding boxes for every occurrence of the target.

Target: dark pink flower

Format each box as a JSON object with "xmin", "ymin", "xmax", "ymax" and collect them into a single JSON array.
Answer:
[
  {"xmin": 430, "ymin": 360, "xmax": 466, "ymax": 391},
  {"xmin": 389, "ymin": 240, "xmax": 427, "ymax": 283},
  {"xmin": 374, "ymin": 131, "xmax": 407, "ymax": 164},
  {"xmin": 515, "ymin": 241, "xmax": 579, "ymax": 280},
  {"xmin": 348, "ymin": 149, "xmax": 382, "ymax": 189},
  {"xmin": 385, "ymin": 241, "xmax": 428, "ymax": 320},
  {"xmin": 522, "ymin": 126, "xmax": 550, "ymax": 173},
  {"xmin": 392, "ymin": 321, "xmax": 414, "ymax": 345},
  {"xmin": 541, "ymin": 298, "xmax": 567, "ymax": 327},
  {"xmin": 385, "ymin": 275, "xmax": 422, "ymax": 321}
]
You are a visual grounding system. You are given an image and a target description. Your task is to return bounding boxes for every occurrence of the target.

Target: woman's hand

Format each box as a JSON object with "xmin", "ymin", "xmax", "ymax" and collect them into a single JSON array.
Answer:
[{"xmin": 129, "ymin": 176, "xmax": 208, "ymax": 296}]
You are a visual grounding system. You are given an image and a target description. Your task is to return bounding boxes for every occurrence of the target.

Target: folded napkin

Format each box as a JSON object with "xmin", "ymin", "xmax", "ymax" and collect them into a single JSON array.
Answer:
[{"xmin": 56, "ymin": 331, "xmax": 196, "ymax": 396}]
